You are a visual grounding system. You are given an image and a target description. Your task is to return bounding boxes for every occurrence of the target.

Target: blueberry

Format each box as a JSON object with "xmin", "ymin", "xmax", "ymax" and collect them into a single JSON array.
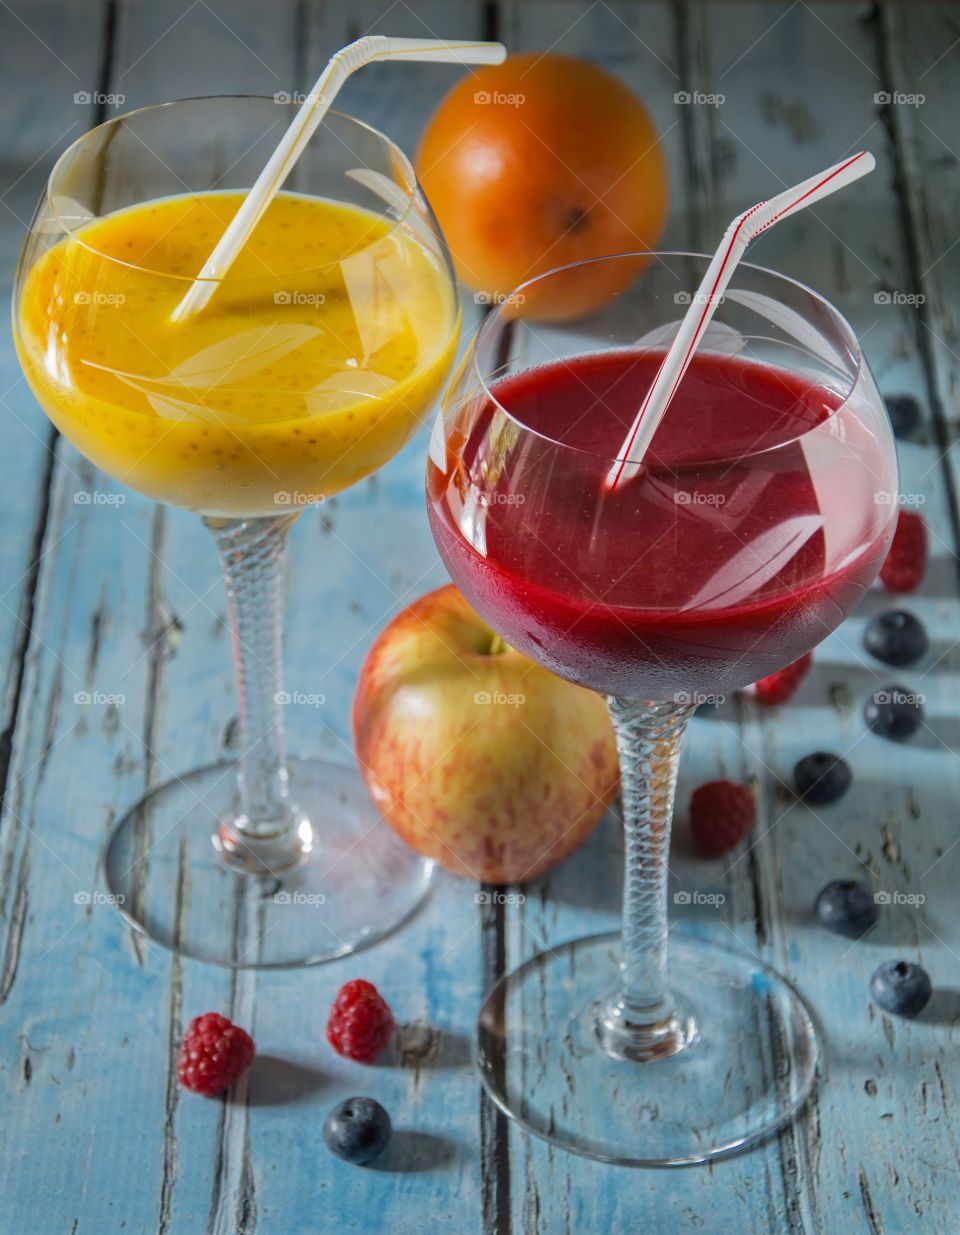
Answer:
[
  {"xmin": 870, "ymin": 960, "xmax": 932, "ymax": 1018},
  {"xmin": 863, "ymin": 685, "xmax": 924, "ymax": 741},
  {"xmin": 883, "ymin": 394, "xmax": 921, "ymax": 439},
  {"xmin": 864, "ymin": 610, "xmax": 928, "ymax": 667},
  {"xmin": 794, "ymin": 752, "xmax": 852, "ymax": 805},
  {"xmin": 323, "ymin": 1097, "xmax": 392, "ymax": 1165},
  {"xmin": 815, "ymin": 880, "xmax": 879, "ymax": 938}
]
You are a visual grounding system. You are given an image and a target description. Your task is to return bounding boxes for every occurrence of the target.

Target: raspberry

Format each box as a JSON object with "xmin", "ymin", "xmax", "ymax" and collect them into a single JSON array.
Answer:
[
  {"xmin": 880, "ymin": 510, "xmax": 927, "ymax": 594},
  {"xmin": 327, "ymin": 980, "xmax": 395, "ymax": 1063},
  {"xmin": 751, "ymin": 652, "xmax": 812, "ymax": 704},
  {"xmin": 177, "ymin": 1012, "xmax": 255, "ymax": 1095},
  {"xmin": 690, "ymin": 780, "xmax": 756, "ymax": 858}
]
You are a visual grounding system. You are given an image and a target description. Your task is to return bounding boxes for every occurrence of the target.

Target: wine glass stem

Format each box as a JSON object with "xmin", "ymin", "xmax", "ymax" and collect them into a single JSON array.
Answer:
[
  {"xmin": 205, "ymin": 513, "xmax": 310, "ymax": 874},
  {"xmin": 598, "ymin": 696, "xmax": 696, "ymax": 1061}
]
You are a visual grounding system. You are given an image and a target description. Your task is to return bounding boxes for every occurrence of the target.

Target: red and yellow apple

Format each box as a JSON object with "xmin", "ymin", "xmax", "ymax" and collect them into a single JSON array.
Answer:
[{"xmin": 353, "ymin": 584, "xmax": 619, "ymax": 884}]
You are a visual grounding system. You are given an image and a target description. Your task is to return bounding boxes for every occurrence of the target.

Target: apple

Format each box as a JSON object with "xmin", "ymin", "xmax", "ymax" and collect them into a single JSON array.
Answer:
[{"xmin": 353, "ymin": 584, "xmax": 619, "ymax": 884}]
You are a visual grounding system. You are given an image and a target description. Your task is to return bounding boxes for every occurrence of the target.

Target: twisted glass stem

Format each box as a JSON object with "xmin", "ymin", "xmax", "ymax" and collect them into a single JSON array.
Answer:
[
  {"xmin": 597, "ymin": 696, "xmax": 696, "ymax": 1061},
  {"xmin": 205, "ymin": 513, "xmax": 311, "ymax": 874}
]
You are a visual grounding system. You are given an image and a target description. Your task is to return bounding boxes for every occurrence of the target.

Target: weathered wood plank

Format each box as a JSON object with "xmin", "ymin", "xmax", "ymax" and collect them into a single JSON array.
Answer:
[
  {"xmin": 0, "ymin": 0, "xmax": 110, "ymax": 821},
  {"xmin": 876, "ymin": 2, "xmax": 960, "ymax": 1226},
  {"xmin": 492, "ymin": 3, "xmax": 960, "ymax": 1233},
  {"xmin": 0, "ymin": 3, "xmax": 300, "ymax": 1232},
  {"xmin": 685, "ymin": 3, "xmax": 960, "ymax": 1232},
  {"xmin": 3, "ymin": 0, "xmax": 497, "ymax": 1225},
  {"xmin": 240, "ymin": 7, "xmax": 492, "ymax": 1232},
  {"xmin": 301, "ymin": 4, "xmax": 514, "ymax": 1229},
  {"xmin": 106, "ymin": 9, "xmax": 302, "ymax": 1230},
  {"xmin": 0, "ymin": 0, "xmax": 117, "ymax": 1226},
  {"xmin": 3, "ymin": 2, "xmax": 960, "ymax": 1232},
  {"xmin": 496, "ymin": 4, "xmax": 796, "ymax": 1232}
]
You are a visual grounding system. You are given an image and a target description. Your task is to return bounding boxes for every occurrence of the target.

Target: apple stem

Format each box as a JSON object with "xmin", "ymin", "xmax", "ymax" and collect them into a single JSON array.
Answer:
[{"xmin": 487, "ymin": 632, "xmax": 508, "ymax": 656}]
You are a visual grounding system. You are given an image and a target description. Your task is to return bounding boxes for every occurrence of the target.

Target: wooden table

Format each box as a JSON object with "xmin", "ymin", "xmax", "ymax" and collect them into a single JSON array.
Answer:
[{"xmin": 1, "ymin": 2, "xmax": 958, "ymax": 1231}]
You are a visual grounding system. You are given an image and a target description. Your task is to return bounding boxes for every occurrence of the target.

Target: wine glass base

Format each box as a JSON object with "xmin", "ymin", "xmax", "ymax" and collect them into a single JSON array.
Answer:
[
  {"xmin": 477, "ymin": 931, "xmax": 817, "ymax": 1166},
  {"xmin": 103, "ymin": 756, "xmax": 434, "ymax": 968}
]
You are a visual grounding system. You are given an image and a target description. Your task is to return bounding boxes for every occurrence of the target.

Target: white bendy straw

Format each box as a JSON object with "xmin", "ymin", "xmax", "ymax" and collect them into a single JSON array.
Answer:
[
  {"xmin": 604, "ymin": 150, "xmax": 876, "ymax": 491},
  {"xmin": 172, "ymin": 35, "xmax": 506, "ymax": 322}
]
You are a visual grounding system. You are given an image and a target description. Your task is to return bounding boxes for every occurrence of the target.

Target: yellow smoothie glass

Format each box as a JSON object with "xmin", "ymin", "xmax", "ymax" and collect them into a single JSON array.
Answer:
[{"xmin": 13, "ymin": 97, "xmax": 459, "ymax": 967}]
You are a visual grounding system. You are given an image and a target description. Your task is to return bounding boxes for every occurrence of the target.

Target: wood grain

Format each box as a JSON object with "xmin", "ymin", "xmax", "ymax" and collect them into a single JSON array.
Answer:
[{"xmin": 0, "ymin": 2, "xmax": 958, "ymax": 1233}]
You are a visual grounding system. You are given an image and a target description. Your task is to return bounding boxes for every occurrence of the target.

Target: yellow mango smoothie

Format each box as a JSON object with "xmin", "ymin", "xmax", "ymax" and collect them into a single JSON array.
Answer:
[{"xmin": 15, "ymin": 191, "xmax": 459, "ymax": 515}]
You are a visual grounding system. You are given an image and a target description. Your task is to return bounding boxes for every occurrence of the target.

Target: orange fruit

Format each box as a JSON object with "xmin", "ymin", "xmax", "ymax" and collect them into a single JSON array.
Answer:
[{"xmin": 416, "ymin": 52, "xmax": 669, "ymax": 321}]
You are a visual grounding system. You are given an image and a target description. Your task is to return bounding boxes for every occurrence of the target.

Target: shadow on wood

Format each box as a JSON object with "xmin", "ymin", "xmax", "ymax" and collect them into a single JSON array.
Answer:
[
  {"xmin": 382, "ymin": 1022, "xmax": 472, "ymax": 1071},
  {"xmin": 372, "ymin": 1130, "xmax": 460, "ymax": 1173},
  {"xmin": 918, "ymin": 988, "xmax": 960, "ymax": 1027},
  {"xmin": 246, "ymin": 1055, "xmax": 327, "ymax": 1106}
]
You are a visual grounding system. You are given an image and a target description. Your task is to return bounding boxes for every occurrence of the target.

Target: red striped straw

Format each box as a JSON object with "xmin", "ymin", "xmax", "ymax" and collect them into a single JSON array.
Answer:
[{"xmin": 604, "ymin": 151, "xmax": 876, "ymax": 491}]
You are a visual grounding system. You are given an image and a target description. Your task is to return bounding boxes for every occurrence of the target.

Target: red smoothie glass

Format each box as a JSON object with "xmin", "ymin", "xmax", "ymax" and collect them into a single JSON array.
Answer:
[{"xmin": 427, "ymin": 253, "xmax": 897, "ymax": 1165}]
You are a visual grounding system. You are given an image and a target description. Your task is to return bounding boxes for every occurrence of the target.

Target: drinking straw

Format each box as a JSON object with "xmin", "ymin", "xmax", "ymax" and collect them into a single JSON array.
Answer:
[
  {"xmin": 172, "ymin": 35, "xmax": 506, "ymax": 321},
  {"xmin": 604, "ymin": 150, "xmax": 876, "ymax": 490}
]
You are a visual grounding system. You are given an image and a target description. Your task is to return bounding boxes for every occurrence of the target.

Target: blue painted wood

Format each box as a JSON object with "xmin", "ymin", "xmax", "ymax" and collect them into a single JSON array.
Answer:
[
  {"xmin": 0, "ymin": 0, "xmax": 108, "ymax": 795},
  {"xmin": 499, "ymin": 4, "xmax": 806, "ymax": 1230},
  {"xmin": 683, "ymin": 8, "xmax": 960, "ymax": 1233},
  {"xmin": 500, "ymin": 4, "xmax": 960, "ymax": 1232},
  {"xmin": 1, "ymin": 2, "xmax": 959, "ymax": 1233},
  {"xmin": 0, "ymin": 3, "xmax": 299, "ymax": 1232}
]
